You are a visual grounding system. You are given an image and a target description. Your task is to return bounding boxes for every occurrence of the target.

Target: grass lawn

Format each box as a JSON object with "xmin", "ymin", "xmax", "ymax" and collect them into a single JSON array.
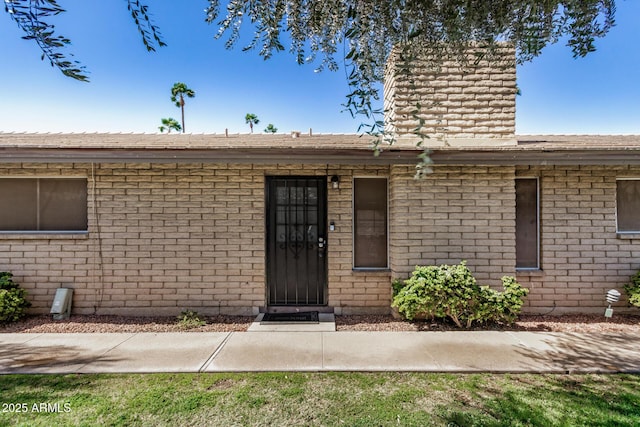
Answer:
[{"xmin": 0, "ymin": 373, "xmax": 638, "ymax": 426}]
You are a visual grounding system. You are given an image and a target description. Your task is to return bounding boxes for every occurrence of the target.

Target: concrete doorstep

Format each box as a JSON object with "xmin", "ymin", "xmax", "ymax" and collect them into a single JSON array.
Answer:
[{"xmin": 247, "ymin": 313, "xmax": 336, "ymax": 332}]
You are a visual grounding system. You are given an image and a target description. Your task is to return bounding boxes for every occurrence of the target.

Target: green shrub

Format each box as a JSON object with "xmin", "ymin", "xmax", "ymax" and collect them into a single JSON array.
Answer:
[
  {"xmin": 624, "ymin": 271, "xmax": 640, "ymax": 308},
  {"xmin": 391, "ymin": 261, "xmax": 529, "ymax": 328},
  {"xmin": 0, "ymin": 272, "xmax": 31, "ymax": 324},
  {"xmin": 176, "ymin": 309, "xmax": 206, "ymax": 329},
  {"xmin": 484, "ymin": 276, "xmax": 530, "ymax": 325}
]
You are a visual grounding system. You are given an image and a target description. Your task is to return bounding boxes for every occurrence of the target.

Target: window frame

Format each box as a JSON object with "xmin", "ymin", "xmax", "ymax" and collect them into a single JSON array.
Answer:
[
  {"xmin": 616, "ymin": 178, "xmax": 640, "ymax": 234},
  {"xmin": 0, "ymin": 176, "xmax": 88, "ymax": 234},
  {"xmin": 352, "ymin": 176, "xmax": 389, "ymax": 271},
  {"xmin": 515, "ymin": 177, "xmax": 540, "ymax": 271}
]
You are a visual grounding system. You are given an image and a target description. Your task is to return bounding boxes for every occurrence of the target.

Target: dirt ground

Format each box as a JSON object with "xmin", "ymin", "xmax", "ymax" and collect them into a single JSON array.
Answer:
[{"xmin": 1, "ymin": 313, "xmax": 639, "ymax": 333}]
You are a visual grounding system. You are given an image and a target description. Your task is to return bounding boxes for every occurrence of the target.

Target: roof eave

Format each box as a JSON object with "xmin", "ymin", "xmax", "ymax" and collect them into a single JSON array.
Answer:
[
  {"xmin": 0, "ymin": 147, "xmax": 422, "ymax": 165},
  {"xmin": 3, "ymin": 146, "xmax": 640, "ymax": 166},
  {"xmin": 432, "ymin": 148, "xmax": 640, "ymax": 165}
]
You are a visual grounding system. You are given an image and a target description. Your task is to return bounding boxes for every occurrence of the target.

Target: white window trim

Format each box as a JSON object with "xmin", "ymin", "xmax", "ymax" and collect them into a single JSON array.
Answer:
[
  {"xmin": 352, "ymin": 176, "xmax": 390, "ymax": 271},
  {"xmin": 515, "ymin": 177, "xmax": 540, "ymax": 271}
]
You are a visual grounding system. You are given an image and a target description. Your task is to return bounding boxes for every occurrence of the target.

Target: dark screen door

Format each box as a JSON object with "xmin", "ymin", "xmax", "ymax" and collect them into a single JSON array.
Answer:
[{"xmin": 266, "ymin": 177, "xmax": 327, "ymax": 305}]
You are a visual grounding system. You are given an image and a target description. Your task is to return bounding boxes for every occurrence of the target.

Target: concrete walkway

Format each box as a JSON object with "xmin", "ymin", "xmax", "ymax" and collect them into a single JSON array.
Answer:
[{"xmin": 1, "ymin": 330, "xmax": 639, "ymax": 374}]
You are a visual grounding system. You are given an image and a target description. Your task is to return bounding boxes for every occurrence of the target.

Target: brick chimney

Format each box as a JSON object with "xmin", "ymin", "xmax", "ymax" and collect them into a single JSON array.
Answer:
[{"xmin": 383, "ymin": 45, "xmax": 517, "ymax": 146}]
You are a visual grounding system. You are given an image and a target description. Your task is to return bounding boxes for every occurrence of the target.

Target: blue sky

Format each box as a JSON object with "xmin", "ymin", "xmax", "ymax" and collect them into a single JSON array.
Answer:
[{"xmin": 1, "ymin": 1, "xmax": 639, "ymax": 135}]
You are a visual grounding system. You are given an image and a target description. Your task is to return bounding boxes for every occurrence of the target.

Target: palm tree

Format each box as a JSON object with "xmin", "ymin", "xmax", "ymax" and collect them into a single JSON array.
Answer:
[
  {"xmin": 158, "ymin": 117, "xmax": 181, "ymax": 133},
  {"xmin": 245, "ymin": 113, "xmax": 259, "ymax": 133},
  {"xmin": 170, "ymin": 82, "xmax": 195, "ymax": 133},
  {"xmin": 264, "ymin": 123, "xmax": 278, "ymax": 133}
]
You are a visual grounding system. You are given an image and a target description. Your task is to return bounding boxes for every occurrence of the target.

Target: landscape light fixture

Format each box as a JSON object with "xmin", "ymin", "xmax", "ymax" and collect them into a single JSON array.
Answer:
[{"xmin": 604, "ymin": 289, "xmax": 621, "ymax": 318}]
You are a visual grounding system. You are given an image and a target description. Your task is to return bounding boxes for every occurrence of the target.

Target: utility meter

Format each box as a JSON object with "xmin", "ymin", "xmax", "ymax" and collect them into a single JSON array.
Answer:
[{"xmin": 50, "ymin": 288, "xmax": 73, "ymax": 320}]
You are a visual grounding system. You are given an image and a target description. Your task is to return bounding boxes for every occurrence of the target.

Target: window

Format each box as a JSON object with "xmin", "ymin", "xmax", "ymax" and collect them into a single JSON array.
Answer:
[
  {"xmin": 353, "ymin": 177, "xmax": 388, "ymax": 269},
  {"xmin": 616, "ymin": 179, "xmax": 640, "ymax": 233},
  {"xmin": 0, "ymin": 178, "xmax": 88, "ymax": 232},
  {"xmin": 515, "ymin": 178, "xmax": 539, "ymax": 269}
]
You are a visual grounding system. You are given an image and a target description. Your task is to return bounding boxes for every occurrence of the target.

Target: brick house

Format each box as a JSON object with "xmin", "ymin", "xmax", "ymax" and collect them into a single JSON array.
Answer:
[{"xmin": 1, "ymin": 48, "xmax": 639, "ymax": 316}]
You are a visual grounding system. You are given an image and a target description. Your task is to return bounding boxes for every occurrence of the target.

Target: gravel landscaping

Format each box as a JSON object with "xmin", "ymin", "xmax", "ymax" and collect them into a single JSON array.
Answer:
[
  {"xmin": 1, "ymin": 313, "xmax": 639, "ymax": 333},
  {"xmin": 337, "ymin": 313, "xmax": 640, "ymax": 333}
]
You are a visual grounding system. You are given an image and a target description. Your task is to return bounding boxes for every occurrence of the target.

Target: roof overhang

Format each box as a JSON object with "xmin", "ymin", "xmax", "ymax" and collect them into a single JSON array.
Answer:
[
  {"xmin": 431, "ymin": 148, "xmax": 640, "ymax": 165},
  {"xmin": 0, "ymin": 147, "xmax": 422, "ymax": 165},
  {"xmin": 2, "ymin": 134, "xmax": 640, "ymax": 166},
  {"xmin": 3, "ymin": 147, "xmax": 640, "ymax": 166}
]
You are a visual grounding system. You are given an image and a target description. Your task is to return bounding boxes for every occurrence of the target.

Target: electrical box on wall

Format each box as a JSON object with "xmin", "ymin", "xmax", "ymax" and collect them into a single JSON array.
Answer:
[{"xmin": 50, "ymin": 288, "xmax": 73, "ymax": 320}]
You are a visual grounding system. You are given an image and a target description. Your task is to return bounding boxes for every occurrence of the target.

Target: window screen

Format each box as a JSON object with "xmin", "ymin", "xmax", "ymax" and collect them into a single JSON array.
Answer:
[
  {"xmin": 354, "ymin": 178, "xmax": 388, "ymax": 268},
  {"xmin": 0, "ymin": 178, "xmax": 87, "ymax": 232},
  {"xmin": 0, "ymin": 179, "xmax": 38, "ymax": 231},
  {"xmin": 515, "ymin": 178, "xmax": 539, "ymax": 269},
  {"xmin": 617, "ymin": 179, "xmax": 640, "ymax": 232}
]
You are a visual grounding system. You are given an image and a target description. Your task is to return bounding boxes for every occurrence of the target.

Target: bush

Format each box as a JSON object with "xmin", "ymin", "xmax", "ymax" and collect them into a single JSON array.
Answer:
[
  {"xmin": 391, "ymin": 261, "xmax": 529, "ymax": 328},
  {"xmin": 0, "ymin": 272, "xmax": 31, "ymax": 324},
  {"xmin": 624, "ymin": 271, "xmax": 640, "ymax": 308},
  {"xmin": 482, "ymin": 276, "xmax": 530, "ymax": 325}
]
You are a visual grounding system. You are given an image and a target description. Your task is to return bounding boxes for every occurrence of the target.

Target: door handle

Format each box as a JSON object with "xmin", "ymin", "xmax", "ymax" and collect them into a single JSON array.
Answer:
[{"xmin": 318, "ymin": 237, "xmax": 325, "ymax": 249}]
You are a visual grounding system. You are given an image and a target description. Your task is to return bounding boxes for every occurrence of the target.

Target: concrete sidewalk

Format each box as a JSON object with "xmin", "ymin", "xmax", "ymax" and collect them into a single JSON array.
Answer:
[{"xmin": 1, "ymin": 331, "xmax": 639, "ymax": 374}]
